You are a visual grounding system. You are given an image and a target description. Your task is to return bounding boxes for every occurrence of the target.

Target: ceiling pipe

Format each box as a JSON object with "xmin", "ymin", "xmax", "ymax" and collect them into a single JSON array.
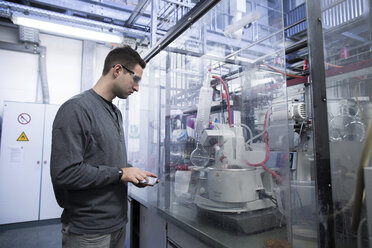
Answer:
[
  {"xmin": 38, "ymin": 46, "xmax": 49, "ymax": 104},
  {"xmin": 0, "ymin": 0, "xmax": 150, "ymax": 39}
]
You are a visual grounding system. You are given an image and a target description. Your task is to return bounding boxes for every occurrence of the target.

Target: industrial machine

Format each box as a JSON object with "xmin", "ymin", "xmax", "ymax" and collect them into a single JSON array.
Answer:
[
  {"xmin": 124, "ymin": 0, "xmax": 372, "ymax": 247},
  {"xmin": 163, "ymin": 68, "xmax": 293, "ymax": 234},
  {"xmin": 192, "ymin": 123, "xmax": 277, "ymax": 214}
]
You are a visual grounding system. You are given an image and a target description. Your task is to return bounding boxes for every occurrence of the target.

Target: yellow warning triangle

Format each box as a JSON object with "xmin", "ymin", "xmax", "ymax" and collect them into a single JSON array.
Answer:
[{"xmin": 17, "ymin": 132, "xmax": 29, "ymax": 141}]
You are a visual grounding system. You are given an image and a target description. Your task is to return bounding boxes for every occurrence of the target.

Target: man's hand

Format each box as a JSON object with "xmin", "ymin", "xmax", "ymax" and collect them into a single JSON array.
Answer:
[{"xmin": 120, "ymin": 167, "xmax": 158, "ymax": 185}]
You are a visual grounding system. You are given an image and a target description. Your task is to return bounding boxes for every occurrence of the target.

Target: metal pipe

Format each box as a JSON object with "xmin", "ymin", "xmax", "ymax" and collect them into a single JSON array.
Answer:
[
  {"xmin": 38, "ymin": 46, "xmax": 49, "ymax": 104},
  {"xmin": 0, "ymin": 0, "xmax": 149, "ymax": 38},
  {"xmin": 0, "ymin": 6, "xmax": 10, "ymax": 18}
]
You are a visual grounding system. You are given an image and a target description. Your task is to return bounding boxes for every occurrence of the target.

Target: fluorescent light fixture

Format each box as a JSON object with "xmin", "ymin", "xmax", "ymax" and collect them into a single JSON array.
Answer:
[
  {"xmin": 224, "ymin": 11, "xmax": 260, "ymax": 38},
  {"xmin": 12, "ymin": 14, "xmax": 123, "ymax": 44}
]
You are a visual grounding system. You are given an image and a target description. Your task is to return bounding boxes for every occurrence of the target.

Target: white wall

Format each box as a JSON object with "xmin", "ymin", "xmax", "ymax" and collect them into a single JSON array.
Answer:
[
  {"xmin": 0, "ymin": 27, "xmax": 82, "ymax": 113},
  {"xmin": 0, "ymin": 26, "xmax": 113, "ymax": 115},
  {"xmin": 0, "ymin": 50, "xmax": 39, "ymax": 114},
  {"xmin": 0, "ymin": 26, "xmax": 115, "ymax": 152},
  {"xmin": 39, "ymin": 33, "xmax": 82, "ymax": 105},
  {"xmin": 94, "ymin": 43, "xmax": 111, "ymax": 83},
  {"xmin": 0, "ymin": 26, "xmax": 18, "ymax": 43}
]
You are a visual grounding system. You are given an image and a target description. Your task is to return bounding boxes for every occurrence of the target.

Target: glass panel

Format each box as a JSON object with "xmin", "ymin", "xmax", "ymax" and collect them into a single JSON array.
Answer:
[
  {"xmin": 125, "ymin": 53, "xmax": 165, "ymax": 206},
  {"xmin": 321, "ymin": 0, "xmax": 372, "ymax": 247},
  {"xmin": 129, "ymin": 0, "xmax": 292, "ymax": 247}
]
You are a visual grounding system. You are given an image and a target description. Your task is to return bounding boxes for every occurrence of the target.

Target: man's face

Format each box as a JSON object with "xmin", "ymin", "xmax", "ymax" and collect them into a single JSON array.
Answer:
[{"xmin": 113, "ymin": 64, "xmax": 143, "ymax": 99}]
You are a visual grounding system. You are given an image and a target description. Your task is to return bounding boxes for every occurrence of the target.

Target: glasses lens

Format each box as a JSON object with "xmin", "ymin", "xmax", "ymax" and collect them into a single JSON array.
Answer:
[{"xmin": 133, "ymin": 76, "xmax": 141, "ymax": 84}]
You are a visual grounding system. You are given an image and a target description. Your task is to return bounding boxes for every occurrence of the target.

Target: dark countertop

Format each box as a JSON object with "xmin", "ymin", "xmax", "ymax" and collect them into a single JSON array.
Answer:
[{"xmin": 129, "ymin": 193, "xmax": 288, "ymax": 248}]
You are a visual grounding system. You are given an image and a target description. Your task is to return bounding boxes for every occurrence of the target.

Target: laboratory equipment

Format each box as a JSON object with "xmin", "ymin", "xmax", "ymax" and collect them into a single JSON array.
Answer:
[
  {"xmin": 190, "ymin": 70, "xmax": 213, "ymax": 167},
  {"xmin": 127, "ymin": 0, "xmax": 372, "ymax": 247}
]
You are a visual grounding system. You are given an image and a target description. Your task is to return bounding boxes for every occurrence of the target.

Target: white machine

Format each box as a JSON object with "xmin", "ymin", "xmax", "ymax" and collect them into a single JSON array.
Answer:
[{"xmin": 192, "ymin": 123, "xmax": 277, "ymax": 213}]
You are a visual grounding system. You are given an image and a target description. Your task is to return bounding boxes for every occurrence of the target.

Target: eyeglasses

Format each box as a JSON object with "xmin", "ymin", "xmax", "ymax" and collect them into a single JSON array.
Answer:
[{"xmin": 113, "ymin": 64, "xmax": 141, "ymax": 84}]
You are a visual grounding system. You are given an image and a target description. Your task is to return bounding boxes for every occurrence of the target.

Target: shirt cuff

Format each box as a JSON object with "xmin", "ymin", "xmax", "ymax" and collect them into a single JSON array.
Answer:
[{"xmin": 118, "ymin": 168, "xmax": 123, "ymax": 182}]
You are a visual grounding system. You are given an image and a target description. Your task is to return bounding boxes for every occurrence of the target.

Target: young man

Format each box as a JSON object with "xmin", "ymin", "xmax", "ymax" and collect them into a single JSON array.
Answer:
[{"xmin": 51, "ymin": 46, "xmax": 157, "ymax": 248}]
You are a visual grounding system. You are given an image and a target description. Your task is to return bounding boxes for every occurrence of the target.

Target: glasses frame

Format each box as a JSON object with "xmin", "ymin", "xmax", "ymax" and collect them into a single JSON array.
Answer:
[
  {"xmin": 120, "ymin": 64, "xmax": 135, "ymax": 75},
  {"xmin": 112, "ymin": 64, "xmax": 141, "ymax": 84}
]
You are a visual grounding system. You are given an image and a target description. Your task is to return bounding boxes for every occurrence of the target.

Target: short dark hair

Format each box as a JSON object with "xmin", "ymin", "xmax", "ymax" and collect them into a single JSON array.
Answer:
[{"xmin": 102, "ymin": 45, "xmax": 146, "ymax": 75}]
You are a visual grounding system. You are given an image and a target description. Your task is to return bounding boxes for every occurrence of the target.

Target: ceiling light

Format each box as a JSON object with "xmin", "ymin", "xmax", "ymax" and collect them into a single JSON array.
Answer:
[{"xmin": 11, "ymin": 13, "xmax": 123, "ymax": 44}]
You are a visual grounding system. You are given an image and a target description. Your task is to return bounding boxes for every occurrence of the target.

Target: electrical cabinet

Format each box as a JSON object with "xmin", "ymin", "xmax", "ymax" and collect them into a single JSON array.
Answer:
[
  {"xmin": 39, "ymin": 104, "xmax": 63, "ymax": 220},
  {"xmin": 0, "ymin": 101, "xmax": 62, "ymax": 224}
]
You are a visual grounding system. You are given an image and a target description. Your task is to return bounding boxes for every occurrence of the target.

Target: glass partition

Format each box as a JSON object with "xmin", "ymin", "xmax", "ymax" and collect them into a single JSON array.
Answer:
[
  {"xmin": 123, "ymin": 53, "xmax": 164, "ymax": 206},
  {"xmin": 129, "ymin": 0, "xmax": 294, "ymax": 246},
  {"xmin": 125, "ymin": 0, "xmax": 372, "ymax": 247},
  {"xmin": 321, "ymin": 0, "xmax": 372, "ymax": 247}
]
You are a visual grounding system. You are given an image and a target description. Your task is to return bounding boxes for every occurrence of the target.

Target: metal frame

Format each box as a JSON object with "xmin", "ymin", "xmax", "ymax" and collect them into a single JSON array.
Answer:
[
  {"xmin": 126, "ymin": 0, "xmax": 151, "ymax": 25},
  {"xmin": 306, "ymin": 0, "xmax": 335, "ymax": 247},
  {"xmin": 143, "ymin": 0, "xmax": 221, "ymax": 62},
  {"xmin": 151, "ymin": 0, "xmax": 159, "ymax": 47},
  {"xmin": 0, "ymin": 0, "xmax": 148, "ymax": 38},
  {"xmin": 164, "ymin": 52, "xmax": 172, "ymax": 210},
  {"xmin": 21, "ymin": 0, "xmax": 136, "ymax": 21}
]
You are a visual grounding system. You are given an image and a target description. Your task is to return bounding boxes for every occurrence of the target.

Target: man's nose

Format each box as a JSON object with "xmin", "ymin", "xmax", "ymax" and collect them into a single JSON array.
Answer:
[{"xmin": 133, "ymin": 85, "xmax": 139, "ymax": 92}]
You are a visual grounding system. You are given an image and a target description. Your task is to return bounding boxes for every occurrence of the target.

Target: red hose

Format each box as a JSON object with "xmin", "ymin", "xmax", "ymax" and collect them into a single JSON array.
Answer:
[
  {"xmin": 245, "ymin": 108, "xmax": 281, "ymax": 181},
  {"xmin": 212, "ymin": 75, "xmax": 232, "ymax": 127}
]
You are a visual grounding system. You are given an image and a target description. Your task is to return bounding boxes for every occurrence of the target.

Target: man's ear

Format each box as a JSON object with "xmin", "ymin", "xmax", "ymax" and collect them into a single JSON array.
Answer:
[{"xmin": 113, "ymin": 66, "xmax": 120, "ymax": 78}]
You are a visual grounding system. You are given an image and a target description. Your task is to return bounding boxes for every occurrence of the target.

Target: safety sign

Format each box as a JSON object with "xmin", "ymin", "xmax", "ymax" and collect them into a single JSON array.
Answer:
[
  {"xmin": 17, "ymin": 113, "xmax": 31, "ymax": 125},
  {"xmin": 17, "ymin": 132, "xmax": 29, "ymax": 141}
]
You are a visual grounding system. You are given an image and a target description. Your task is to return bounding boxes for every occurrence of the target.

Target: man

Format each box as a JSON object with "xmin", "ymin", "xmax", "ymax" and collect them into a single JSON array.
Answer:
[{"xmin": 51, "ymin": 45, "xmax": 157, "ymax": 248}]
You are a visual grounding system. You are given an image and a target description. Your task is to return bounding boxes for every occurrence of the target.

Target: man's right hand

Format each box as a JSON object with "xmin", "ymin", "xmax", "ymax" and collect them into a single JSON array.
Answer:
[{"xmin": 120, "ymin": 167, "xmax": 158, "ymax": 184}]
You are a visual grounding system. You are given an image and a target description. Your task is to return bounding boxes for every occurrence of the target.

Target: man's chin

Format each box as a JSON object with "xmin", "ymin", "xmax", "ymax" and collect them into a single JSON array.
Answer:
[{"xmin": 117, "ymin": 95, "xmax": 128, "ymax": 99}]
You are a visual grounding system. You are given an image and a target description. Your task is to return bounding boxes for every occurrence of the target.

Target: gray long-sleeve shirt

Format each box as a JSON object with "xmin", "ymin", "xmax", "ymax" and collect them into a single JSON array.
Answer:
[{"xmin": 51, "ymin": 89, "xmax": 129, "ymax": 234}]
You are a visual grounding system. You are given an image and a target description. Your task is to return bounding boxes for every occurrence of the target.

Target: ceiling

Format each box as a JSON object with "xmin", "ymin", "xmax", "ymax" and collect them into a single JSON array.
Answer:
[{"xmin": 0, "ymin": 0, "xmax": 199, "ymax": 48}]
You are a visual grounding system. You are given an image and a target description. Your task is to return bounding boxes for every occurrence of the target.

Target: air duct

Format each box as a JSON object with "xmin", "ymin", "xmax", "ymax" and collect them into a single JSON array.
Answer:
[{"xmin": 38, "ymin": 46, "xmax": 49, "ymax": 104}]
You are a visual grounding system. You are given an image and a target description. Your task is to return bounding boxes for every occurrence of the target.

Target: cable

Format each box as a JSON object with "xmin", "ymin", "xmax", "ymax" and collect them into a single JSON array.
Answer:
[
  {"xmin": 298, "ymin": 121, "xmax": 305, "ymax": 138},
  {"xmin": 357, "ymin": 218, "xmax": 367, "ymax": 248},
  {"xmin": 325, "ymin": 62, "xmax": 344, "ymax": 68},
  {"xmin": 262, "ymin": 63, "xmax": 307, "ymax": 79},
  {"xmin": 355, "ymin": 84, "xmax": 368, "ymax": 125},
  {"xmin": 245, "ymin": 107, "xmax": 282, "ymax": 181},
  {"xmin": 326, "ymin": 62, "xmax": 366, "ymax": 81},
  {"xmin": 212, "ymin": 75, "xmax": 232, "ymax": 127},
  {"xmin": 239, "ymin": 123, "xmax": 253, "ymax": 146},
  {"xmin": 248, "ymin": 131, "xmax": 265, "ymax": 144},
  {"xmin": 260, "ymin": 191, "xmax": 278, "ymax": 207},
  {"xmin": 352, "ymin": 118, "xmax": 372, "ymax": 231}
]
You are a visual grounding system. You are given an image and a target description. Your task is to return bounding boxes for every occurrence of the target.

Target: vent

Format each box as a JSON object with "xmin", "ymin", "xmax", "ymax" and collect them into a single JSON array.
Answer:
[
  {"xmin": 19, "ymin": 26, "xmax": 39, "ymax": 44},
  {"xmin": 291, "ymin": 102, "xmax": 306, "ymax": 121}
]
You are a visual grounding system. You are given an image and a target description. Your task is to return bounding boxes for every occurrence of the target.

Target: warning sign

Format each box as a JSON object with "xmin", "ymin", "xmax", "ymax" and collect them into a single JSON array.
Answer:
[
  {"xmin": 18, "ymin": 113, "xmax": 31, "ymax": 125},
  {"xmin": 17, "ymin": 132, "xmax": 29, "ymax": 141}
]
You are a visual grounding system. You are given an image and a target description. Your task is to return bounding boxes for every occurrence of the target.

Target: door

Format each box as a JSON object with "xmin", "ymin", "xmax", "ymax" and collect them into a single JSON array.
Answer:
[
  {"xmin": 39, "ymin": 104, "xmax": 62, "ymax": 220},
  {"xmin": 0, "ymin": 101, "xmax": 44, "ymax": 224}
]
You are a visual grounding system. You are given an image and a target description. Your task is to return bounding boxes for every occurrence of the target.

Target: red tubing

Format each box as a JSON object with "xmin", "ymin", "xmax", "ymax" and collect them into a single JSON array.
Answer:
[
  {"xmin": 245, "ymin": 108, "xmax": 281, "ymax": 181},
  {"xmin": 212, "ymin": 75, "xmax": 232, "ymax": 127}
]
